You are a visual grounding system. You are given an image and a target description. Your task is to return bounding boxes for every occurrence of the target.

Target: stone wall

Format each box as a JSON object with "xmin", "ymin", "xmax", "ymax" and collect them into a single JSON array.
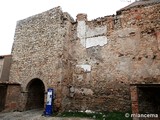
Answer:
[
  {"xmin": 9, "ymin": 1, "xmax": 160, "ymax": 113},
  {"xmin": 9, "ymin": 7, "xmax": 74, "ymax": 111},
  {"xmin": 64, "ymin": 2, "xmax": 160, "ymax": 112}
]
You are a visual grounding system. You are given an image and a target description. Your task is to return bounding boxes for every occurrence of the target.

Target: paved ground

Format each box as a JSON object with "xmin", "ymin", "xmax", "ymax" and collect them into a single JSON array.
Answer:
[{"xmin": 0, "ymin": 109, "xmax": 93, "ymax": 120}]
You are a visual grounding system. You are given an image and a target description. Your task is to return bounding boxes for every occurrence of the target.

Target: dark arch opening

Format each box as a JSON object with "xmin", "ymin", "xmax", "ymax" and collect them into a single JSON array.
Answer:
[{"xmin": 26, "ymin": 78, "xmax": 45, "ymax": 110}]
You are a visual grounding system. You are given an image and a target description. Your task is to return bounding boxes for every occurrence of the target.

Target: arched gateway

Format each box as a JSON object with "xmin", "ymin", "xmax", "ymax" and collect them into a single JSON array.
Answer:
[{"xmin": 26, "ymin": 78, "xmax": 45, "ymax": 110}]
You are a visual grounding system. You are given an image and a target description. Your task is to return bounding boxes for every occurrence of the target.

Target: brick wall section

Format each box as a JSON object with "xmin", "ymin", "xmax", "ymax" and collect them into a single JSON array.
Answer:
[
  {"xmin": 130, "ymin": 86, "xmax": 139, "ymax": 114},
  {"xmin": 65, "ymin": 2, "xmax": 160, "ymax": 112},
  {"xmin": 4, "ymin": 84, "xmax": 21, "ymax": 111}
]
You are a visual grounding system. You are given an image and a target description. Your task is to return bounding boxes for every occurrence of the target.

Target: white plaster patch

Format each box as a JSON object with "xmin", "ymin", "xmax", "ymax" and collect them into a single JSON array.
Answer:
[
  {"xmin": 77, "ymin": 21, "xmax": 86, "ymax": 39},
  {"xmin": 86, "ymin": 26, "xmax": 106, "ymax": 38},
  {"xmin": 86, "ymin": 36, "xmax": 108, "ymax": 48},
  {"xmin": 77, "ymin": 20, "xmax": 108, "ymax": 48},
  {"xmin": 76, "ymin": 64, "xmax": 91, "ymax": 72}
]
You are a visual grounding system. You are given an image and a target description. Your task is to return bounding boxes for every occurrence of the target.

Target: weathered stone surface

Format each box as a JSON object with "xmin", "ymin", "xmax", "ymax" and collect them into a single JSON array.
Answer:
[
  {"xmin": 9, "ymin": 6, "xmax": 74, "ymax": 111},
  {"xmin": 6, "ymin": 0, "xmax": 160, "ymax": 113},
  {"xmin": 68, "ymin": 1, "xmax": 160, "ymax": 112}
]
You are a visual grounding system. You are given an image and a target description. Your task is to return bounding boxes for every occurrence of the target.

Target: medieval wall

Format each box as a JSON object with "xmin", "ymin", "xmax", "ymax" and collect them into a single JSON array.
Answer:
[
  {"xmin": 64, "ymin": 2, "xmax": 160, "ymax": 112},
  {"xmin": 9, "ymin": 7, "xmax": 74, "ymax": 111},
  {"xmin": 9, "ymin": 1, "xmax": 160, "ymax": 113}
]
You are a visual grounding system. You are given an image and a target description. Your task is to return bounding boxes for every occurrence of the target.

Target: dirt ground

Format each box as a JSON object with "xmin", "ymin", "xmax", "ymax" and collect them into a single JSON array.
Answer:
[{"xmin": 0, "ymin": 109, "xmax": 94, "ymax": 120}]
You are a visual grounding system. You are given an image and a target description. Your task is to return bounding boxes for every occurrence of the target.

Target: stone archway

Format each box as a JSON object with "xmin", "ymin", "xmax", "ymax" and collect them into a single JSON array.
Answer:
[{"xmin": 26, "ymin": 78, "xmax": 45, "ymax": 110}]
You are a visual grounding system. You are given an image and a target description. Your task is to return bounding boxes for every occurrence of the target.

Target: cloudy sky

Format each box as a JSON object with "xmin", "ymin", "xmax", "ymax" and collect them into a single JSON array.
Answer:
[{"xmin": 0, "ymin": 0, "xmax": 134, "ymax": 55}]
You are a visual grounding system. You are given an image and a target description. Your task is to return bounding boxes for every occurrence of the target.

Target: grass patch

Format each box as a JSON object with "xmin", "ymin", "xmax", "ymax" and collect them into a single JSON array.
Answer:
[
  {"xmin": 57, "ymin": 111, "xmax": 132, "ymax": 120},
  {"xmin": 106, "ymin": 112, "xmax": 132, "ymax": 120}
]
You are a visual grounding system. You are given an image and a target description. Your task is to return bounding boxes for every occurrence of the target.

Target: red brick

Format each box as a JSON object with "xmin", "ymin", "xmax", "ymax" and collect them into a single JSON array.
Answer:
[{"xmin": 132, "ymin": 103, "xmax": 139, "ymax": 114}]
